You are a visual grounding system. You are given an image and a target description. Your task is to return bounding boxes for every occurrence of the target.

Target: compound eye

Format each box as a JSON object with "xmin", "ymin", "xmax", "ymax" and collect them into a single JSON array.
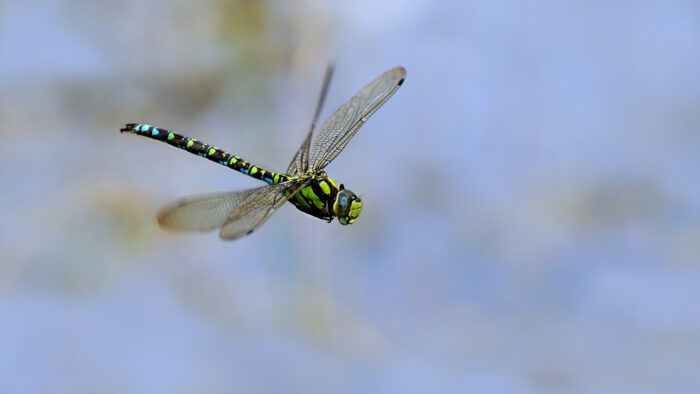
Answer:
[{"xmin": 336, "ymin": 192, "xmax": 350, "ymax": 214}]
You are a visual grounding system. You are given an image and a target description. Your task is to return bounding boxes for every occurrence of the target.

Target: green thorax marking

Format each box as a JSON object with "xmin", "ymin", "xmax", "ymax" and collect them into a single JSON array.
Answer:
[{"xmin": 287, "ymin": 171, "xmax": 339, "ymax": 221}]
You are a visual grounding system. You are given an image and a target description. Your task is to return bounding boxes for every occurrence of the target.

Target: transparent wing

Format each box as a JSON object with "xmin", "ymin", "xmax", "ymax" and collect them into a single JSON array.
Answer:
[
  {"xmin": 287, "ymin": 64, "xmax": 335, "ymax": 175},
  {"xmin": 309, "ymin": 66, "xmax": 406, "ymax": 170},
  {"xmin": 286, "ymin": 129, "xmax": 313, "ymax": 176},
  {"xmin": 156, "ymin": 188, "xmax": 259, "ymax": 232},
  {"xmin": 219, "ymin": 179, "xmax": 308, "ymax": 240}
]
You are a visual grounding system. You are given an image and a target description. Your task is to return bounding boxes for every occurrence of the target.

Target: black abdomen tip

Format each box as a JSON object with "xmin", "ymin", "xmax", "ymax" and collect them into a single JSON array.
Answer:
[{"xmin": 120, "ymin": 123, "xmax": 138, "ymax": 133}]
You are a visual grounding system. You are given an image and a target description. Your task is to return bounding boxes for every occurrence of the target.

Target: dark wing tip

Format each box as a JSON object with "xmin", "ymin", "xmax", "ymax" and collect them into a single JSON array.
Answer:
[
  {"xmin": 393, "ymin": 66, "xmax": 406, "ymax": 86},
  {"xmin": 217, "ymin": 228, "xmax": 253, "ymax": 241}
]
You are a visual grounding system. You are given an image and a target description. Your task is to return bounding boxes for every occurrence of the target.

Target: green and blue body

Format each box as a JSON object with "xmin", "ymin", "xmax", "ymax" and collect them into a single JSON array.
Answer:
[
  {"xmin": 120, "ymin": 66, "xmax": 405, "ymax": 240},
  {"xmin": 121, "ymin": 123, "xmax": 360, "ymax": 224}
]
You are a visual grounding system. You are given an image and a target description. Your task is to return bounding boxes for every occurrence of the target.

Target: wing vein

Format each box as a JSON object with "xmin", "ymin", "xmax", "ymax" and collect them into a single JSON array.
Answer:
[{"xmin": 309, "ymin": 67, "xmax": 406, "ymax": 170}]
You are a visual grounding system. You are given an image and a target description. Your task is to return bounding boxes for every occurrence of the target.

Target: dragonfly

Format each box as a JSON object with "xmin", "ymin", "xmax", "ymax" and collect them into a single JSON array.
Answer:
[{"xmin": 121, "ymin": 65, "xmax": 406, "ymax": 240}]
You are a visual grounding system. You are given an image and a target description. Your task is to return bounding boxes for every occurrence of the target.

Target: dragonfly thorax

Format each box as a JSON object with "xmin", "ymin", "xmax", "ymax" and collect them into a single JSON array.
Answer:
[{"xmin": 287, "ymin": 173, "xmax": 361, "ymax": 225}]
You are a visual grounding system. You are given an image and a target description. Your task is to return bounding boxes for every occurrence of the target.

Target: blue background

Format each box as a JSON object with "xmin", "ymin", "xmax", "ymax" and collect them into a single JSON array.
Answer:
[{"xmin": 1, "ymin": 0, "xmax": 699, "ymax": 392}]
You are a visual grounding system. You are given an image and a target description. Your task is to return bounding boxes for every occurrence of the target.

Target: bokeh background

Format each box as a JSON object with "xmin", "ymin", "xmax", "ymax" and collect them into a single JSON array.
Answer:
[{"xmin": 1, "ymin": 0, "xmax": 699, "ymax": 392}]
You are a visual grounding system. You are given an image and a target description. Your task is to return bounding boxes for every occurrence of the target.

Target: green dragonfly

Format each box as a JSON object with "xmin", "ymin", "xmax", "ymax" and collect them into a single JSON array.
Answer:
[{"xmin": 121, "ymin": 66, "xmax": 406, "ymax": 240}]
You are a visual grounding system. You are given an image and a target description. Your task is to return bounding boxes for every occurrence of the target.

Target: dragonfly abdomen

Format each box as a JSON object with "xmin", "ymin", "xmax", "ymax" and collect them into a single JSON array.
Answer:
[{"xmin": 121, "ymin": 123, "xmax": 287, "ymax": 185}]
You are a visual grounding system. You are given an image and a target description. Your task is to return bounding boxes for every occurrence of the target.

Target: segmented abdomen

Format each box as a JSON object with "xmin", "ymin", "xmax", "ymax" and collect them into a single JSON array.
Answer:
[{"xmin": 121, "ymin": 123, "xmax": 290, "ymax": 185}]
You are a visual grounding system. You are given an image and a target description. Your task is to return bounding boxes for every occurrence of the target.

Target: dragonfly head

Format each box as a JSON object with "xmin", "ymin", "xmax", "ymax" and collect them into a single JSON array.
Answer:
[{"xmin": 333, "ymin": 184, "xmax": 362, "ymax": 225}]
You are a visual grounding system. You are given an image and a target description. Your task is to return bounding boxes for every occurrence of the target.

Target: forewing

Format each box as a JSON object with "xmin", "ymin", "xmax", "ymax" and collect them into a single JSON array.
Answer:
[
  {"xmin": 219, "ymin": 179, "xmax": 307, "ymax": 240},
  {"xmin": 309, "ymin": 66, "xmax": 406, "ymax": 170},
  {"xmin": 156, "ymin": 188, "xmax": 258, "ymax": 232}
]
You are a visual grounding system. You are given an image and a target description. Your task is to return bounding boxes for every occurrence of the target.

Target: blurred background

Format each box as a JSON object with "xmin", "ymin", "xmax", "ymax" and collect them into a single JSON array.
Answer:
[{"xmin": 1, "ymin": 0, "xmax": 699, "ymax": 392}]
